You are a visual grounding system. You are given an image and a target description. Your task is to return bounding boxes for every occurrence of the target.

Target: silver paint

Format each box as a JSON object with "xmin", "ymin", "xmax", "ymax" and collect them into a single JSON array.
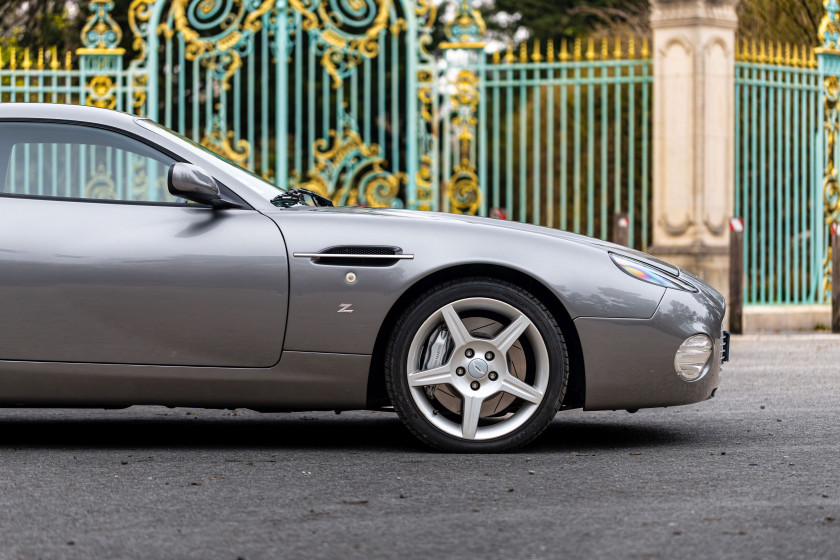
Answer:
[
  {"xmin": 0, "ymin": 197, "xmax": 287, "ymax": 367},
  {"xmin": 0, "ymin": 104, "xmax": 726, "ymax": 414},
  {"xmin": 0, "ymin": 351, "xmax": 370, "ymax": 410},
  {"xmin": 274, "ymin": 207, "xmax": 668, "ymax": 355},
  {"xmin": 576, "ymin": 281, "xmax": 725, "ymax": 411}
]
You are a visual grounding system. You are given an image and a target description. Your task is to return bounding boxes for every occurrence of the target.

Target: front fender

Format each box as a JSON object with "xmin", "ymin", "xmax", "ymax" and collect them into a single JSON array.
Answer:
[{"xmin": 268, "ymin": 209, "xmax": 665, "ymax": 355}]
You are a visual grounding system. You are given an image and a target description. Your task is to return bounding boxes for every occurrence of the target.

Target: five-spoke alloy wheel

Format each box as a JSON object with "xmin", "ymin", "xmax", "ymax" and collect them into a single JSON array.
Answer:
[{"xmin": 385, "ymin": 278, "xmax": 569, "ymax": 452}]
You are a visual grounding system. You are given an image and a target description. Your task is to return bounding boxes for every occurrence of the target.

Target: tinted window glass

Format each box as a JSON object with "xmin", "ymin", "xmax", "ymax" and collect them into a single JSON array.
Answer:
[
  {"xmin": 1, "ymin": 123, "xmax": 178, "ymax": 203},
  {"xmin": 137, "ymin": 119, "xmax": 285, "ymax": 201}
]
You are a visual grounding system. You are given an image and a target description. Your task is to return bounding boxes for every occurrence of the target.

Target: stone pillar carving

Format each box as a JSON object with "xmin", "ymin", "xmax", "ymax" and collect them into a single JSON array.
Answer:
[{"xmin": 649, "ymin": 0, "xmax": 738, "ymax": 301}]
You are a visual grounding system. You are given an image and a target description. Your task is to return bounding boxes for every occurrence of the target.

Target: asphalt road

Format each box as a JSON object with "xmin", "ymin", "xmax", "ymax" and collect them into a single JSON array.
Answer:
[{"xmin": 0, "ymin": 335, "xmax": 839, "ymax": 560}]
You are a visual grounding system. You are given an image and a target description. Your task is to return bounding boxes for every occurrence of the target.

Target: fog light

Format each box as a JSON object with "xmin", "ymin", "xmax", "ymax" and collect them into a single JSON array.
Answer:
[{"xmin": 674, "ymin": 334, "xmax": 713, "ymax": 382}]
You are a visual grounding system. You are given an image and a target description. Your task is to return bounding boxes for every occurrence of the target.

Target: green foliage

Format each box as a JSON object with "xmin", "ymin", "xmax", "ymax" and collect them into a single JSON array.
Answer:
[
  {"xmin": 737, "ymin": 0, "xmax": 823, "ymax": 46},
  {"xmin": 1, "ymin": 0, "xmax": 141, "ymax": 68},
  {"xmin": 3, "ymin": 1, "xmax": 829, "ymax": 60},
  {"xmin": 480, "ymin": 0, "xmax": 650, "ymax": 42},
  {"xmin": 0, "ymin": 0, "xmax": 81, "ymax": 50},
  {"xmin": 478, "ymin": 0, "xmax": 824, "ymax": 47}
]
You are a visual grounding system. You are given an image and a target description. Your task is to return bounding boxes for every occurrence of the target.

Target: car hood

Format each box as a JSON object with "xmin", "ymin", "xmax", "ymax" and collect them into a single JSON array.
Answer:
[{"xmin": 278, "ymin": 205, "xmax": 680, "ymax": 274}]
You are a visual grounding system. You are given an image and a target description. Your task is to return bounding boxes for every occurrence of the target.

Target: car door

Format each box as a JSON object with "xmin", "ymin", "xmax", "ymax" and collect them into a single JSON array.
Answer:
[{"xmin": 0, "ymin": 121, "xmax": 288, "ymax": 368}]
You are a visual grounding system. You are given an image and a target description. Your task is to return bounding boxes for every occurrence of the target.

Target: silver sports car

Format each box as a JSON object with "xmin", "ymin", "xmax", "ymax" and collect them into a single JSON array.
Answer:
[{"xmin": 0, "ymin": 104, "xmax": 728, "ymax": 452}]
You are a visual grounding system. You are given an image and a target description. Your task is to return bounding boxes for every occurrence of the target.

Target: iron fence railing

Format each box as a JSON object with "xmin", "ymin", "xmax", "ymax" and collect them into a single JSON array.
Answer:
[
  {"xmin": 734, "ymin": 41, "xmax": 825, "ymax": 305},
  {"xmin": 447, "ymin": 38, "xmax": 652, "ymax": 251},
  {"xmin": 0, "ymin": 48, "xmax": 81, "ymax": 104}
]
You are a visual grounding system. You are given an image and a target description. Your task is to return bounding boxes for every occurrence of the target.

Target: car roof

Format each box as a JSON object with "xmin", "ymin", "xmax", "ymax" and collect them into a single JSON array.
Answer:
[{"xmin": 0, "ymin": 103, "xmax": 140, "ymax": 128}]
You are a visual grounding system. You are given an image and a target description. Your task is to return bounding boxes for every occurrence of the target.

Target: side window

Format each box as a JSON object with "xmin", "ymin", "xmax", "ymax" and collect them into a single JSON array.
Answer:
[{"xmin": 1, "ymin": 122, "xmax": 179, "ymax": 204}]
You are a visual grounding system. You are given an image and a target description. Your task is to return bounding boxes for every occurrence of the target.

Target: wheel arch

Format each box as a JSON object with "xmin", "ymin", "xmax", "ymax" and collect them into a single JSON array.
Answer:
[{"xmin": 365, "ymin": 263, "xmax": 586, "ymax": 410}]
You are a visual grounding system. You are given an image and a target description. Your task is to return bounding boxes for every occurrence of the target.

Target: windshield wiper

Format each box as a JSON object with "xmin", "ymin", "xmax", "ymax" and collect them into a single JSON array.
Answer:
[{"xmin": 271, "ymin": 188, "xmax": 334, "ymax": 208}]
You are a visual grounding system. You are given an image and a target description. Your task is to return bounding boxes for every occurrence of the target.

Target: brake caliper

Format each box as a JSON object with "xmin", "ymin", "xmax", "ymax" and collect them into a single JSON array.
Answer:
[{"xmin": 422, "ymin": 325, "xmax": 452, "ymax": 400}]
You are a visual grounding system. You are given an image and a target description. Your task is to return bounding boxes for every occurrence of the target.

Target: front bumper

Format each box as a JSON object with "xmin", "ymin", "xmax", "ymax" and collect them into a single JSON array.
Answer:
[{"xmin": 574, "ymin": 285, "xmax": 726, "ymax": 411}]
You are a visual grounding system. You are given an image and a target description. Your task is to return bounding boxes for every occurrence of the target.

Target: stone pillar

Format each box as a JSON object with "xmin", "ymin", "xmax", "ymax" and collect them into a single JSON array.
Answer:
[{"xmin": 649, "ymin": 0, "xmax": 738, "ymax": 301}]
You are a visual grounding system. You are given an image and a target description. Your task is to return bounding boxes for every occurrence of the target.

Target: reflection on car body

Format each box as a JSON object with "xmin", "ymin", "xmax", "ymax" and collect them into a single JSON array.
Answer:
[{"xmin": 0, "ymin": 104, "xmax": 728, "ymax": 452}]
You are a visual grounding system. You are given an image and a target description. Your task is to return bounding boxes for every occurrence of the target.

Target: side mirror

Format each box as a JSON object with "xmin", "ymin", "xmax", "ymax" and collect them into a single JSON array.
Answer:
[{"xmin": 168, "ymin": 163, "xmax": 240, "ymax": 208}]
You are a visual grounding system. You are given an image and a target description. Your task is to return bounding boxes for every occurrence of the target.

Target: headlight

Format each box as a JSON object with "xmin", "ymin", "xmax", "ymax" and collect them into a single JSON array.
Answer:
[
  {"xmin": 674, "ymin": 334, "xmax": 713, "ymax": 381},
  {"xmin": 610, "ymin": 253, "xmax": 696, "ymax": 292}
]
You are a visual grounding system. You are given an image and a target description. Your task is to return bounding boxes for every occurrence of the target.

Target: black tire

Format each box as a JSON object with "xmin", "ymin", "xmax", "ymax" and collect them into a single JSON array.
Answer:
[{"xmin": 384, "ymin": 277, "xmax": 569, "ymax": 452}]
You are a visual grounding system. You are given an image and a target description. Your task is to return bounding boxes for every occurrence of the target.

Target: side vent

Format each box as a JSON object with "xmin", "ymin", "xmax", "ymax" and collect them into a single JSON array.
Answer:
[{"xmin": 309, "ymin": 246, "xmax": 409, "ymax": 267}]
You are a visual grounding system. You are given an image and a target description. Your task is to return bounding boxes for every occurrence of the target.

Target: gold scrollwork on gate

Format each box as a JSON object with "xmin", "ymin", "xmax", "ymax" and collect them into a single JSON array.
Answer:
[
  {"xmin": 416, "ymin": 155, "xmax": 434, "ymax": 211},
  {"xmin": 451, "ymin": 70, "xmax": 478, "ymax": 140},
  {"xmin": 158, "ymin": 0, "xmax": 276, "ymax": 89},
  {"xmin": 80, "ymin": 0, "xmax": 124, "ymax": 51},
  {"xmin": 289, "ymin": 0, "xmax": 395, "ymax": 89},
  {"xmin": 449, "ymin": 162, "xmax": 479, "ymax": 215},
  {"xmin": 415, "ymin": 67, "xmax": 435, "ymax": 210},
  {"xmin": 441, "ymin": 0, "xmax": 486, "ymax": 49},
  {"xmin": 86, "ymin": 75, "xmax": 118, "ymax": 109},
  {"xmin": 447, "ymin": 69, "xmax": 480, "ymax": 215},
  {"xmin": 131, "ymin": 73, "xmax": 149, "ymax": 114},
  {"xmin": 415, "ymin": 0, "xmax": 437, "ymax": 35},
  {"xmin": 86, "ymin": 163, "xmax": 117, "ymax": 199},
  {"xmin": 823, "ymin": 75, "xmax": 840, "ymax": 298},
  {"xmin": 78, "ymin": 1, "xmax": 124, "ymax": 110},
  {"xmin": 418, "ymin": 73, "xmax": 433, "ymax": 123},
  {"xmin": 200, "ymin": 114, "xmax": 251, "ymax": 166},
  {"xmin": 132, "ymin": 159, "xmax": 148, "ymax": 200},
  {"xmin": 820, "ymin": 0, "xmax": 840, "ymax": 53},
  {"xmin": 123, "ymin": 0, "xmax": 155, "ymax": 115},
  {"xmin": 295, "ymin": 115, "xmax": 406, "ymax": 207},
  {"xmin": 412, "ymin": 0, "xmax": 438, "ymax": 211},
  {"xmin": 128, "ymin": 0, "xmax": 157, "ymax": 65}
]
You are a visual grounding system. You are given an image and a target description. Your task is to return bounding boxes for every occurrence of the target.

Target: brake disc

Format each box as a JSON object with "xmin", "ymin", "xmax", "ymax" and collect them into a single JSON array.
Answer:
[{"xmin": 424, "ymin": 316, "xmax": 528, "ymax": 419}]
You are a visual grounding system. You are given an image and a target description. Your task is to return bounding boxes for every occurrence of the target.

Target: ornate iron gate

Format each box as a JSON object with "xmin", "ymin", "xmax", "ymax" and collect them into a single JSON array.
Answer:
[
  {"xmin": 1, "ymin": 0, "xmax": 658, "ymax": 252},
  {"xmin": 127, "ymin": 0, "xmax": 437, "ymax": 209}
]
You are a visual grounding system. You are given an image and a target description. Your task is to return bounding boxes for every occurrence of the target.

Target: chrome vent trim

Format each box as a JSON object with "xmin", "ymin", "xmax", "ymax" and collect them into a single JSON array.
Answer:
[
  {"xmin": 293, "ymin": 253, "xmax": 414, "ymax": 260},
  {"xmin": 294, "ymin": 246, "xmax": 412, "ymax": 266}
]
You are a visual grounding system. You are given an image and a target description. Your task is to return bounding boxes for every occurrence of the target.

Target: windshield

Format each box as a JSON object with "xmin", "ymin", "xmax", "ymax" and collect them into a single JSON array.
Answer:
[{"xmin": 136, "ymin": 119, "xmax": 285, "ymax": 201}]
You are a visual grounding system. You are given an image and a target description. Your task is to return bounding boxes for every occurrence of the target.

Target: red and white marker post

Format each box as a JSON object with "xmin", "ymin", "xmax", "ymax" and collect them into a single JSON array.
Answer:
[
  {"xmin": 613, "ymin": 212, "xmax": 629, "ymax": 247},
  {"xmin": 729, "ymin": 217, "xmax": 744, "ymax": 334}
]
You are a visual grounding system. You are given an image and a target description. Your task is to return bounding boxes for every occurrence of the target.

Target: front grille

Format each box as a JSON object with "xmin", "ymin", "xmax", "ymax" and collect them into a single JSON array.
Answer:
[{"xmin": 720, "ymin": 330, "xmax": 730, "ymax": 371}]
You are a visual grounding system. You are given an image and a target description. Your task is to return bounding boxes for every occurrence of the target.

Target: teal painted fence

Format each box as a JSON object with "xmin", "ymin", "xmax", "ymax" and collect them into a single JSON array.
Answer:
[
  {"xmin": 450, "ymin": 38, "xmax": 652, "ymax": 250},
  {"xmin": 0, "ymin": 49, "xmax": 79, "ymax": 103},
  {"xmin": 734, "ymin": 42, "xmax": 826, "ymax": 305}
]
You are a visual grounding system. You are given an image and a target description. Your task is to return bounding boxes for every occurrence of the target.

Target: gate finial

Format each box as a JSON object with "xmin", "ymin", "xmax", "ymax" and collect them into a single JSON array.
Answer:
[
  {"xmin": 441, "ymin": 0, "xmax": 486, "ymax": 49},
  {"xmin": 79, "ymin": 0, "xmax": 124, "ymax": 52}
]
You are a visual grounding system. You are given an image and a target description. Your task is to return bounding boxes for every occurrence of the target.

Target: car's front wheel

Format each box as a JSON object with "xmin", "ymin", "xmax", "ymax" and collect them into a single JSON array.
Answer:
[{"xmin": 384, "ymin": 278, "xmax": 569, "ymax": 452}]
